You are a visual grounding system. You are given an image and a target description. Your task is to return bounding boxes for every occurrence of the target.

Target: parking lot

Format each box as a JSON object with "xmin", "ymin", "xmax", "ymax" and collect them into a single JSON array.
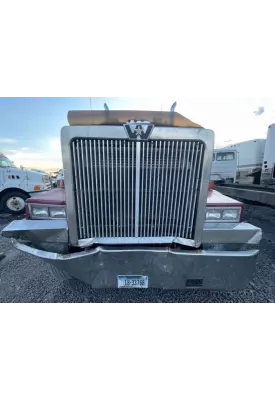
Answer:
[{"xmin": 0, "ymin": 202, "xmax": 275, "ymax": 302}]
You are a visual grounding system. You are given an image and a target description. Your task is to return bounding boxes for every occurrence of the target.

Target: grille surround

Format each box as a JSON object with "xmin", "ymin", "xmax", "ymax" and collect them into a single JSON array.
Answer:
[{"xmin": 61, "ymin": 125, "xmax": 214, "ymax": 248}]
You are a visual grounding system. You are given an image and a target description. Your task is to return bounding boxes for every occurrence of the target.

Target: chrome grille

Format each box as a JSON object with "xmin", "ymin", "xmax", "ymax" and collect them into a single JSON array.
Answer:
[
  {"xmin": 72, "ymin": 139, "xmax": 136, "ymax": 239},
  {"xmin": 71, "ymin": 138, "xmax": 205, "ymax": 241},
  {"xmin": 139, "ymin": 140, "xmax": 204, "ymax": 238}
]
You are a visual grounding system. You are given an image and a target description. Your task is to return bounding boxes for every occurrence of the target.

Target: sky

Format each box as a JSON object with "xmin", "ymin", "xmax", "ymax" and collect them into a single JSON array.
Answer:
[
  {"xmin": 1, "ymin": 97, "xmax": 275, "ymax": 172},
  {"xmin": 1, "ymin": 0, "xmax": 275, "ymax": 172}
]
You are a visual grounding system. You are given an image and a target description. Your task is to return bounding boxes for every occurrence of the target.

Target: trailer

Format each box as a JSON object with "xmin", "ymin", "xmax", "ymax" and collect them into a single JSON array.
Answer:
[
  {"xmin": 261, "ymin": 124, "xmax": 275, "ymax": 186},
  {"xmin": 224, "ymin": 139, "xmax": 266, "ymax": 184}
]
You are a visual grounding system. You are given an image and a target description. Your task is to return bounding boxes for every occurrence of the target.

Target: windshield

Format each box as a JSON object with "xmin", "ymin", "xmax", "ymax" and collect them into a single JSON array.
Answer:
[
  {"xmin": 0, "ymin": 155, "xmax": 17, "ymax": 168},
  {"xmin": 216, "ymin": 152, "xmax": 235, "ymax": 161}
]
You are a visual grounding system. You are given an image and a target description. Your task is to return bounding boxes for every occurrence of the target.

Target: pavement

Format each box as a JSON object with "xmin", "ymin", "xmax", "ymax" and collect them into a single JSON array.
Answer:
[{"xmin": 0, "ymin": 202, "xmax": 275, "ymax": 303}]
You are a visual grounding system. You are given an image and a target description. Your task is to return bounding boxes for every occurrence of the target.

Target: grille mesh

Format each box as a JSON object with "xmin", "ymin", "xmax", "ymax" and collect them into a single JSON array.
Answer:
[{"xmin": 71, "ymin": 138, "xmax": 205, "ymax": 240}]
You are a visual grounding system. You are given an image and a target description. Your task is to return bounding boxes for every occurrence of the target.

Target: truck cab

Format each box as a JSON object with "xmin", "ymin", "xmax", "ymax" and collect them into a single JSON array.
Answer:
[
  {"xmin": 0, "ymin": 152, "xmax": 51, "ymax": 214},
  {"xmin": 1, "ymin": 109, "xmax": 262, "ymax": 290},
  {"xmin": 211, "ymin": 148, "xmax": 238, "ymax": 183}
]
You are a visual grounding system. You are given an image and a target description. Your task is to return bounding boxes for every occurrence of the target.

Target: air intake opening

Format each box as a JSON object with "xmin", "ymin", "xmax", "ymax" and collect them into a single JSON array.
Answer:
[{"xmin": 186, "ymin": 279, "xmax": 203, "ymax": 287}]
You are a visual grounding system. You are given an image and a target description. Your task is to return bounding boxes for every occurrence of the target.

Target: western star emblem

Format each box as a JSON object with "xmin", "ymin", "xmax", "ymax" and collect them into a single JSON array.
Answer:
[{"xmin": 123, "ymin": 120, "xmax": 154, "ymax": 140}]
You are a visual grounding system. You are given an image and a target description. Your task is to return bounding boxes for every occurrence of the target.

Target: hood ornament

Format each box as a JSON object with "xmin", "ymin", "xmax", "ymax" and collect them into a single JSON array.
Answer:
[{"xmin": 124, "ymin": 120, "xmax": 154, "ymax": 140}]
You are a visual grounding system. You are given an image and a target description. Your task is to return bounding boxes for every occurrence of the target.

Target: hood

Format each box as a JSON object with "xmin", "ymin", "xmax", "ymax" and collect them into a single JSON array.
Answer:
[{"xmin": 26, "ymin": 170, "xmax": 45, "ymax": 180}]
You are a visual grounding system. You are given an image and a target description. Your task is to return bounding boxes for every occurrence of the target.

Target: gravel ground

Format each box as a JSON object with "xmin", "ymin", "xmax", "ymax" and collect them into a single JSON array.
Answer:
[{"xmin": 1, "ymin": 203, "xmax": 275, "ymax": 303}]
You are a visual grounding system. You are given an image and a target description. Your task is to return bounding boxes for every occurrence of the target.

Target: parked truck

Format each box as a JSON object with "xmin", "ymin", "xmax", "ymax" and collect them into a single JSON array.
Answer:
[
  {"xmin": 211, "ymin": 148, "xmax": 238, "ymax": 183},
  {"xmin": 2, "ymin": 109, "xmax": 262, "ymax": 290},
  {"xmin": 0, "ymin": 152, "xmax": 51, "ymax": 214}
]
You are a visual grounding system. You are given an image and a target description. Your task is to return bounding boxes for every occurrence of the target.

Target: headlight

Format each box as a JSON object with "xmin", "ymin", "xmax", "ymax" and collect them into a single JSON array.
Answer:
[
  {"xmin": 206, "ymin": 206, "xmax": 242, "ymax": 222},
  {"xmin": 42, "ymin": 175, "xmax": 50, "ymax": 183},
  {"xmin": 31, "ymin": 206, "xmax": 49, "ymax": 218},
  {"xmin": 30, "ymin": 205, "xmax": 66, "ymax": 219},
  {"xmin": 222, "ymin": 209, "xmax": 240, "ymax": 220},
  {"xmin": 206, "ymin": 209, "xmax": 222, "ymax": 220},
  {"xmin": 49, "ymin": 207, "xmax": 66, "ymax": 218}
]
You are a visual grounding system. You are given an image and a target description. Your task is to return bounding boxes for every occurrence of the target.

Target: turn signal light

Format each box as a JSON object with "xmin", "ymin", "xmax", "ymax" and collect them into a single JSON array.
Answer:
[{"xmin": 208, "ymin": 181, "xmax": 215, "ymax": 190}]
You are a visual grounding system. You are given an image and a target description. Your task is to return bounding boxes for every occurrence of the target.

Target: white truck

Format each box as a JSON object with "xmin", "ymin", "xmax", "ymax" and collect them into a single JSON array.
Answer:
[
  {"xmin": 211, "ymin": 148, "xmax": 238, "ymax": 183},
  {"xmin": 1, "ymin": 109, "xmax": 262, "ymax": 290},
  {"xmin": 0, "ymin": 152, "xmax": 52, "ymax": 214}
]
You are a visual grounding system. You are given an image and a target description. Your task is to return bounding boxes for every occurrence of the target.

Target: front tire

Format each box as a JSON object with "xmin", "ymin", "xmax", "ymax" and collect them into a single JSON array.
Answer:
[{"xmin": 0, "ymin": 191, "xmax": 29, "ymax": 215}]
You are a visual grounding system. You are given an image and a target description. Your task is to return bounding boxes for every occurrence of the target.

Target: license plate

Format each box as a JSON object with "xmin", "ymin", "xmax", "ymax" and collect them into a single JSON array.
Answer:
[{"xmin": 117, "ymin": 275, "xmax": 148, "ymax": 289}]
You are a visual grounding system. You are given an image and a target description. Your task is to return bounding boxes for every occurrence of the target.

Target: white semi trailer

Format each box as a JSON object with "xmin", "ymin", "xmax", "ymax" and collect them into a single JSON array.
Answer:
[
  {"xmin": 261, "ymin": 124, "xmax": 275, "ymax": 186},
  {"xmin": 223, "ymin": 139, "xmax": 266, "ymax": 184}
]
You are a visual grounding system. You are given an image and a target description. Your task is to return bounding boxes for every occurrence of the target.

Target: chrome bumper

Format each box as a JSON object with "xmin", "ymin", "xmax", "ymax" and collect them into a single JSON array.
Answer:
[
  {"xmin": 2, "ymin": 220, "xmax": 262, "ymax": 290},
  {"xmin": 11, "ymin": 239, "xmax": 258, "ymax": 290}
]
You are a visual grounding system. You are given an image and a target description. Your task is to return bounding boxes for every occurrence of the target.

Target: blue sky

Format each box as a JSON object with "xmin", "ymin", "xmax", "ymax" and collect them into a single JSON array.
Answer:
[
  {"xmin": 0, "ymin": 97, "xmax": 274, "ymax": 172},
  {"xmin": 0, "ymin": 97, "xmax": 137, "ymax": 171}
]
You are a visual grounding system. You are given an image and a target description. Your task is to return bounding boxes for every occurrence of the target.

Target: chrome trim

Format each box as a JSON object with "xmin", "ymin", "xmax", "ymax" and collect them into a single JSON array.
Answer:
[
  {"xmin": 151, "ymin": 140, "xmax": 158, "ymax": 236},
  {"xmin": 127, "ymin": 142, "xmax": 130, "ymax": 237},
  {"xmin": 170, "ymin": 141, "xmax": 182, "ymax": 236},
  {"xmin": 61, "ymin": 126, "xmax": 214, "ymax": 247},
  {"xmin": 86, "ymin": 140, "xmax": 93, "ymax": 237},
  {"xmin": 157, "ymin": 141, "xmax": 165, "ymax": 236},
  {"xmin": 123, "ymin": 122, "xmax": 154, "ymax": 140},
  {"xmin": 77, "ymin": 138, "xmax": 85, "ymax": 237},
  {"xmin": 189, "ymin": 142, "xmax": 204, "ymax": 237},
  {"xmin": 164, "ymin": 141, "xmax": 175, "ymax": 236},
  {"xmin": 115, "ymin": 140, "xmax": 119, "ymax": 237},
  {"xmin": 106, "ymin": 138, "xmax": 111, "ymax": 237},
  {"xmin": 160, "ymin": 141, "xmax": 170, "ymax": 237},
  {"xmin": 147, "ymin": 140, "xmax": 154, "ymax": 236},
  {"xmin": 131, "ymin": 141, "xmax": 135, "ymax": 237},
  {"xmin": 181, "ymin": 142, "xmax": 192, "ymax": 237},
  {"xmin": 93, "ymin": 140, "xmax": 100, "ymax": 236},
  {"xmin": 1, "ymin": 219, "xmax": 68, "ymax": 253},
  {"xmin": 135, "ymin": 141, "xmax": 141, "ymax": 237},
  {"xmin": 2, "ymin": 219, "xmax": 68, "ymax": 236},
  {"xmin": 111, "ymin": 140, "xmax": 115, "ymax": 237},
  {"xmin": 11, "ymin": 238, "xmax": 259, "ymax": 259},
  {"xmin": 202, "ymin": 222, "xmax": 262, "ymax": 244},
  {"xmin": 9, "ymin": 239, "xmax": 259, "ymax": 290},
  {"xmin": 2, "ymin": 220, "xmax": 262, "ymax": 247},
  {"xmin": 78, "ymin": 236, "xmax": 196, "ymax": 247},
  {"xmin": 119, "ymin": 141, "xmax": 123, "ymax": 236}
]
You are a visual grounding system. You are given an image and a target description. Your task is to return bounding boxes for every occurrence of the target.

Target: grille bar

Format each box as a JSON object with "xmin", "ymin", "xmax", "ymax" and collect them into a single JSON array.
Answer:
[
  {"xmin": 135, "ymin": 142, "xmax": 141, "ymax": 237},
  {"xmin": 71, "ymin": 138, "xmax": 204, "ymax": 241}
]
